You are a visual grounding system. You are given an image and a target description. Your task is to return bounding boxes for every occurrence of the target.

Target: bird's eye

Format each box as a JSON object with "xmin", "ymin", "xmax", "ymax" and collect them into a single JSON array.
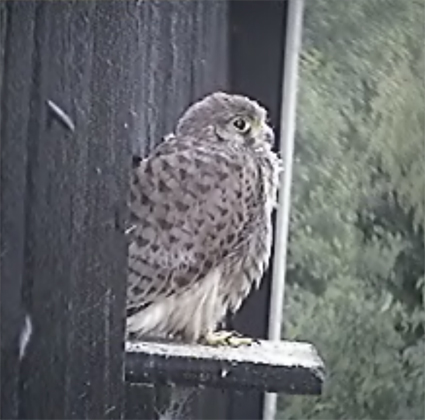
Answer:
[{"xmin": 232, "ymin": 117, "xmax": 250, "ymax": 133}]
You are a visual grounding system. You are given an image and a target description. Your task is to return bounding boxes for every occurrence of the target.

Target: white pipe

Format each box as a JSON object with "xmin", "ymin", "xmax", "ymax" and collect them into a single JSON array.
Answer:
[{"xmin": 263, "ymin": 0, "xmax": 305, "ymax": 419}]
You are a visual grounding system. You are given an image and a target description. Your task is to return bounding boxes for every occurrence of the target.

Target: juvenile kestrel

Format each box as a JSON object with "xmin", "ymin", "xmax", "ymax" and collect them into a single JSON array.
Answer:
[{"xmin": 127, "ymin": 92, "xmax": 281, "ymax": 345}]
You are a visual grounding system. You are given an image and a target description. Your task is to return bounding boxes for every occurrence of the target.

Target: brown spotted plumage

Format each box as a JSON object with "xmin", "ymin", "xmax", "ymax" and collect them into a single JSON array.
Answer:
[{"xmin": 127, "ymin": 92, "xmax": 281, "ymax": 342}]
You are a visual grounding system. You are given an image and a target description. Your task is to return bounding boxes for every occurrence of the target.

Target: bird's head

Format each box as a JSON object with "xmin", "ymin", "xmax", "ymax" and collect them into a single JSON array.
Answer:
[{"xmin": 176, "ymin": 92, "xmax": 275, "ymax": 147}]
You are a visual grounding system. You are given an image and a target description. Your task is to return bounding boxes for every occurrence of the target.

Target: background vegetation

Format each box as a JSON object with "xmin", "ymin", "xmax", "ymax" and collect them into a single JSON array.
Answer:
[{"xmin": 278, "ymin": 1, "xmax": 424, "ymax": 419}]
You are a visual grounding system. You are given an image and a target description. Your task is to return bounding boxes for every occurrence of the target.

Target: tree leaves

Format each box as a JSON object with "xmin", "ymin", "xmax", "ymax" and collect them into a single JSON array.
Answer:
[{"xmin": 278, "ymin": 0, "xmax": 425, "ymax": 418}]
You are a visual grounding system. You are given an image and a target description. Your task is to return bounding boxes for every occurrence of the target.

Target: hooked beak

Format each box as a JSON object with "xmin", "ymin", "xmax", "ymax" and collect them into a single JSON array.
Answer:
[{"xmin": 262, "ymin": 124, "xmax": 275, "ymax": 144}]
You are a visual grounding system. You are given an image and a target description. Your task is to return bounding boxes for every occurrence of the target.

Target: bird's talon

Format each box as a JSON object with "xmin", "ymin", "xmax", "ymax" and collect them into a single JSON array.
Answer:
[{"xmin": 202, "ymin": 330, "xmax": 257, "ymax": 347}]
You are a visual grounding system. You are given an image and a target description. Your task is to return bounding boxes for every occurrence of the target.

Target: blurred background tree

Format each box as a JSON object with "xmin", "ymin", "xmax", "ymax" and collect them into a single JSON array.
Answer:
[{"xmin": 277, "ymin": 0, "xmax": 424, "ymax": 419}]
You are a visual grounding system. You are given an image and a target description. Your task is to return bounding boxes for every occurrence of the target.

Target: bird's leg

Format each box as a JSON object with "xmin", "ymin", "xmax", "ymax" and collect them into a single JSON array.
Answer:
[{"xmin": 201, "ymin": 330, "xmax": 259, "ymax": 347}]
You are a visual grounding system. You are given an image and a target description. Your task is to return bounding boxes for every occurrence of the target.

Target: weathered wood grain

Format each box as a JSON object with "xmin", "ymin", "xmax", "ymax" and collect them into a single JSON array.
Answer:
[
  {"xmin": 1, "ymin": 1, "xmax": 136, "ymax": 418},
  {"xmin": 126, "ymin": 340, "xmax": 325, "ymax": 395},
  {"xmin": 129, "ymin": 0, "xmax": 228, "ymax": 159},
  {"xmin": 0, "ymin": 2, "xmax": 37, "ymax": 418}
]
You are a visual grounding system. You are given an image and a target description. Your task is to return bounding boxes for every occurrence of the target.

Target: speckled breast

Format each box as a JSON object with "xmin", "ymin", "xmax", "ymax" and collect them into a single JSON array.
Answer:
[{"xmin": 219, "ymin": 146, "xmax": 281, "ymax": 317}]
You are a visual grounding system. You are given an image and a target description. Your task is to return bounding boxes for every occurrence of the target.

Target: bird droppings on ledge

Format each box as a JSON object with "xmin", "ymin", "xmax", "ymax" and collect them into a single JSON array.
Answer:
[{"xmin": 125, "ymin": 339, "xmax": 325, "ymax": 395}]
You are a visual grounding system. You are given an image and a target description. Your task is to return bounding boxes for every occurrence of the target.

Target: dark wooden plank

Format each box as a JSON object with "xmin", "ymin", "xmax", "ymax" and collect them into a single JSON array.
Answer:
[
  {"xmin": 18, "ymin": 3, "xmax": 94, "ymax": 416},
  {"xmin": 130, "ymin": 0, "xmax": 193, "ymax": 158},
  {"xmin": 130, "ymin": 0, "xmax": 228, "ymax": 159},
  {"xmin": 63, "ymin": 2, "xmax": 136, "ymax": 418},
  {"xmin": 12, "ymin": 1, "xmax": 134, "ymax": 418},
  {"xmin": 125, "ymin": 340, "xmax": 325, "ymax": 395},
  {"xmin": 0, "ymin": 2, "xmax": 37, "ymax": 419},
  {"xmin": 125, "ymin": 383, "xmax": 156, "ymax": 420}
]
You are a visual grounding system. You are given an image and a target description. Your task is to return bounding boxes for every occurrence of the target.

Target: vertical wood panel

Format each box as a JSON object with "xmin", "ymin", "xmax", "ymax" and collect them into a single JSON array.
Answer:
[
  {"xmin": 0, "ymin": 1, "xmax": 136, "ymax": 418},
  {"xmin": 63, "ymin": 2, "xmax": 136, "ymax": 417},
  {"xmin": 130, "ymin": 0, "xmax": 228, "ymax": 159},
  {"xmin": 19, "ymin": 5, "xmax": 83, "ymax": 416},
  {"xmin": 0, "ymin": 2, "xmax": 37, "ymax": 418}
]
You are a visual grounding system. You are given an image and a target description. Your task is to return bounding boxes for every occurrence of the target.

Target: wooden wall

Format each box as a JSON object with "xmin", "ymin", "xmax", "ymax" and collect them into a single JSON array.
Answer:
[
  {"xmin": 1, "ymin": 1, "xmax": 137, "ymax": 417},
  {"xmin": 0, "ymin": 1, "xmax": 287, "ymax": 419}
]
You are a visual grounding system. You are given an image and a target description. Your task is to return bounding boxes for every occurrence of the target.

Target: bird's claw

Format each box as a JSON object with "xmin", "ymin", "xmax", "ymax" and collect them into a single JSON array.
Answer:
[{"xmin": 202, "ymin": 330, "xmax": 260, "ymax": 347}]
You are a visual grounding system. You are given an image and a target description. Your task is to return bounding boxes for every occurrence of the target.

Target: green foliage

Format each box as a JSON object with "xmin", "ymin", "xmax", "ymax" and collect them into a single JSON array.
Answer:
[
  {"xmin": 278, "ymin": 0, "xmax": 425, "ymax": 419},
  {"xmin": 279, "ymin": 284, "xmax": 425, "ymax": 420}
]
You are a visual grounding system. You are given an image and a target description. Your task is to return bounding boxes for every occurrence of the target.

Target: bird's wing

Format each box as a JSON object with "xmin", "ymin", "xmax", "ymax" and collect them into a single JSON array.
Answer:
[{"xmin": 127, "ymin": 137, "xmax": 259, "ymax": 315}]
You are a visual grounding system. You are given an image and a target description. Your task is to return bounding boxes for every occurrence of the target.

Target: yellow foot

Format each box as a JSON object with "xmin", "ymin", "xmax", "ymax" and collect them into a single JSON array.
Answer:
[{"xmin": 202, "ymin": 330, "xmax": 259, "ymax": 347}]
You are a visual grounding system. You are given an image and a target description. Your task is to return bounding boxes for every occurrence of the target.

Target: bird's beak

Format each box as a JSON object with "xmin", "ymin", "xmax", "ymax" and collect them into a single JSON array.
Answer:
[{"xmin": 262, "ymin": 124, "xmax": 275, "ymax": 145}]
